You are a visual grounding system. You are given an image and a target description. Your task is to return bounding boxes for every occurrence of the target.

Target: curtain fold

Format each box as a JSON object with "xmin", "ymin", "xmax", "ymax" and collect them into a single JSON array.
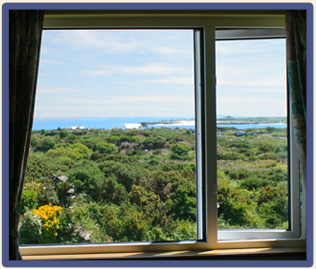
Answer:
[
  {"xmin": 9, "ymin": 10, "xmax": 44, "ymax": 260},
  {"xmin": 286, "ymin": 10, "xmax": 307, "ymax": 180}
]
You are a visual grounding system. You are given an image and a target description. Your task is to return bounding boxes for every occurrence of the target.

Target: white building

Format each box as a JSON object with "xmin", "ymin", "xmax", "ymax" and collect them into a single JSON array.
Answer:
[
  {"xmin": 70, "ymin": 126, "xmax": 85, "ymax": 130},
  {"xmin": 124, "ymin": 123, "xmax": 142, "ymax": 130}
]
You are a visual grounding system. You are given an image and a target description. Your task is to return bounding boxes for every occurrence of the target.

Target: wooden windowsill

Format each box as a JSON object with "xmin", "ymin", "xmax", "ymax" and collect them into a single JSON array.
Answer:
[{"xmin": 22, "ymin": 247, "xmax": 306, "ymax": 260}]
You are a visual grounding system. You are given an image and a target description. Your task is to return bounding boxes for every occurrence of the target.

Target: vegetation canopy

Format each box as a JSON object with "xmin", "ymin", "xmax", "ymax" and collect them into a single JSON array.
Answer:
[{"xmin": 19, "ymin": 126, "xmax": 288, "ymax": 244}]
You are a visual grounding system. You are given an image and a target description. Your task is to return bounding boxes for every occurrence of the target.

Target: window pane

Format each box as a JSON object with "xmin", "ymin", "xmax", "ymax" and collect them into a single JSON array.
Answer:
[
  {"xmin": 19, "ymin": 30, "xmax": 199, "ymax": 245},
  {"xmin": 216, "ymin": 36, "xmax": 289, "ymax": 231}
]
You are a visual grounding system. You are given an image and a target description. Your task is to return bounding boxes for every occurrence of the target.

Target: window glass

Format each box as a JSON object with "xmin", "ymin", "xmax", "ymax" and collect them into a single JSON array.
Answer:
[
  {"xmin": 215, "ymin": 37, "xmax": 289, "ymax": 231},
  {"xmin": 19, "ymin": 30, "xmax": 199, "ymax": 245}
]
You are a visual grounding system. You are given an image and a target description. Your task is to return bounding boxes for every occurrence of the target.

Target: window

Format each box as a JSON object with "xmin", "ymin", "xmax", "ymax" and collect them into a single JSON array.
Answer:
[
  {"xmin": 21, "ymin": 29, "xmax": 202, "ymax": 244},
  {"xmin": 20, "ymin": 10, "xmax": 305, "ymax": 257},
  {"xmin": 215, "ymin": 30, "xmax": 300, "ymax": 240}
]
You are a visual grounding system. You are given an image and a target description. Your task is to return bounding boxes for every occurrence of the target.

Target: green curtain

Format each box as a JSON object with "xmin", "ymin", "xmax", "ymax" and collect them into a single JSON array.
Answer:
[
  {"xmin": 9, "ymin": 10, "xmax": 44, "ymax": 260},
  {"xmin": 286, "ymin": 10, "xmax": 306, "ymax": 179}
]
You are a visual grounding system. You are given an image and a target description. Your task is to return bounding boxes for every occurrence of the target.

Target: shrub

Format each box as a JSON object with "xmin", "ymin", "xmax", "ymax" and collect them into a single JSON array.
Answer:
[
  {"xmin": 258, "ymin": 144, "xmax": 275, "ymax": 153},
  {"xmin": 169, "ymin": 181, "xmax": 196, "ymax": 221},
  {"xmin": 67, "ymin": 162, "xmax": 103, "ymax": 199},
  {"xmin": 225, "ymin": 169, "xmax": 252, "ymax": 180},
  {"xmin": 240, "ymin": 177, "xmax": 273, "ymax": 190},
  {"xmin": 19, "ymin": 210, "xmax": 42, "ymax": 244},
  {"xmin": 30, "ymin": 137, "xmax": 40, "ymax": 148},
  {"xmin": 217, "ymin": 152, "xmax": 242, "ymax": 160},
  {"xmin": 46, "ymin": 143, "xmax": 92, "ymax": 160},
  {"xmin": 96, "ymin": 175, "xmax": 128, "ymax": 204},
  {"xmin": 39, "ymin": 137, "xmax": 55, "ymax": 152},
  {"xmin": 142, "ymin": 136, "xmax": 166, "ymax": 150},
  {"xmin": 96, "ymin": 142, "xmax": 118, "ymax": 154},
  {"xmin": 170, "ymin": 144, "xmax": 192, "ymax": 160},
  {"xmin": 59, "ymin": 130, "xmax": 68, "ymax": 139},
  {"xmin": 20, "ymin": 189, "xmax": 39, "ymax": 214},
  {"xmin": 169, "ymin": 219, "xmax": 197, "ymax": 241},
  {"xmin": 33, "ymin": 203, "xmax": 63, "ymax": 243},
  {"xmin": 35, "ymin": 178, "xmax": 60, "ymax": 206}
]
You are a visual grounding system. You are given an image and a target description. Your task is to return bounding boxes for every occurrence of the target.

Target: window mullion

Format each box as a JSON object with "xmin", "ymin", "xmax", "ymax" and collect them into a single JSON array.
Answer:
[
  {"xmin": 194, "ymin": 29, "xmax": 204, "ymax": 241},
  {"xmin": 203, "ymin": 26, "xmax": 218, "ymax": 247}
]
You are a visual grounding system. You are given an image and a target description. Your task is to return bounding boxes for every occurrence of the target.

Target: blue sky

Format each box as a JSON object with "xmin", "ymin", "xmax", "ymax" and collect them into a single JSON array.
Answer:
[
  {"xmin": 216, "ymin": 38, "xmax": 287, "ymax": 118},
  {"xmin": 35, "ymin": 30, "xmax": 286, "ymax": 118}
]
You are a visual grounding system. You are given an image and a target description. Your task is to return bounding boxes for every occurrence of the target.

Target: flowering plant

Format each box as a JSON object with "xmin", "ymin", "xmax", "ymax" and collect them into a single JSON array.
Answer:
[{"xmin": 33, "ymin": 203, "xmax": 63, "ymax": 243}]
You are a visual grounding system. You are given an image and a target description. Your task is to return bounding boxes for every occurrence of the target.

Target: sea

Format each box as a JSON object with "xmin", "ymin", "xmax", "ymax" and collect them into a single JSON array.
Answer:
[{"xmin": 32, "ymin": 117, "xmax": 287, "ymax": 131}]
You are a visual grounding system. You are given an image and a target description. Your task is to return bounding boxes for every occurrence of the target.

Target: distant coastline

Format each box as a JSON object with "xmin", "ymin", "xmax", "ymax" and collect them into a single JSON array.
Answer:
[
  {"xmin": 32, "ymin": 116, "xmax": 287, "ymax": 131},
  {"xmin": 143, "ymin": 117, "xmax": 286, "ymax": 127}
]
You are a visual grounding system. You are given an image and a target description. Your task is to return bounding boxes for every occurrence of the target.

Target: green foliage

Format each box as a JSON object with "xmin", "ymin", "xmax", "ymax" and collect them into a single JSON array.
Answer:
[
  {"xmin": 36, "ymin": 178, "xmax": 60, "ymax": 206},
  {"xmin": 55, "ymin": 181, "xmax": 75, "ymax": 207},
  {"xmin": 115, "ymin": 164, "xmax": 142, "ymax": 192},
  {"xmin": 168, "ymin": 219, "xmax": 197, "ymax": 241},
  {"xmin": 96, "ymin": 141, "xmax": 118, "ymax": 154},
  {"xmin": 169, "ymin": 179, "xmax": 196, "ymax": 221},
  {"xmin": 118, "ymin": 135, "xmax": 141, "ymax": 145},
  {"xmin": 20, "ymin": 189, "xmax": 39, "ymax": 214},
  {"xmin": 240, "ymin": 177, "xmax": 273, "ymax": 190},
  {"xmin": 21, "ymin": 125, "xmax": 289, "ymax": 244},
  {"xmin": 19, "ymin": 210, "xmax": 42, "ymax": 244},
  {"xmin": 225, "ymin": 169, "xmax": 253, "ymax": 180},
  {"xmin": 39, "ymin": 137, "xmax": 55, "ymax": 152},
  {"xmin": 24, "ymin": 155, "xmax": 52, "ymax": 182},
  {"xmin": 142, "ymin": 136, "xmax": 166, "ymax": 149},
  {"xmin": 170, "ymin": 143, "xmax": 192, "ymax": 160},
  {"xmin": 46, "ymin": 143, "xmax": 92, "ymax": 160},
  {"xmin": 72, "ymin": 202, "xmax": 114, "ymax": 243},
  {"xmin": 96, "ymin": 175, "xmax": 128, "ymax": 204},
  {"xmin": 217, "ymin": 178, "xmax": 253, "ymax": 227},
  {"xmin": 68, "ymin": 160, "xmax": 103, "ymax": 200},
  {"xmin": 181, "ymin": 162, "xmax": 195, "ymax": 173},
  {"xmin": 59, "ymin": 130, "xmax": 68, "ymax": 139},
  {"xmin": 30, "ymin": 137, "xmax": 40, "ymax": 148}
]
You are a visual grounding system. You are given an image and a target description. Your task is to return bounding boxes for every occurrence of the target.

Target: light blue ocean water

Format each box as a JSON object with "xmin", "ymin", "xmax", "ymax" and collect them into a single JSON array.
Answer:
[{"xmin": 32, "ymin": 117, "xmax": 287, "ymax": 131}]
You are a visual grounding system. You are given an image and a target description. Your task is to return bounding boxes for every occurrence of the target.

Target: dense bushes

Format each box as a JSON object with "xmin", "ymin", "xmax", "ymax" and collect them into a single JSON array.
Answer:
[
  {"xmin": 170, "ymin": 144, "xmax": 192, "ymax": 160},
  {"xmin": 19, "ymin": 126, "xmax": 289, "ymax": 244}
]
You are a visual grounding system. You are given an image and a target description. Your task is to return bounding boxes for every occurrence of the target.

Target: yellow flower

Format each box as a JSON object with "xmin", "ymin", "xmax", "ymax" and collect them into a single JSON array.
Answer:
[{"xmin": 33, "ymin": 203, "xmax": 63, "ymax": 241}]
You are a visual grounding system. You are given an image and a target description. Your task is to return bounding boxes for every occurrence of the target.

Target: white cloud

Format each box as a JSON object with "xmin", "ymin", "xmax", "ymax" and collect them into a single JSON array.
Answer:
[
  {"xmin": 45, "ymin": 30, "xmax": 194, "ymax": 57},
  {"xmin": 34, "ymin": 95, "xmax": 194, "ymax": 118},
  {"xmin": 84, "ymin": 63, "xmax": 192, "ymax": 76},
  {"xmin": 218, "ymin": 97, "xmax": 285, "ymax": 105},
  {"xmin": 49, "ymin": 30, "xmax": 141, "ymax": 53},
  {"xmin": 37, "ymin": 86, "xmax": 84, "ymax": 94},
  {"xmin": 217, "ymin": 96, "xmax": 287, "ymax": 117},
  {"xmin": 239, "ymin": 87, "xmax": 286, "ymax": 94},
  {"xmin": 153, "ymin": 47, "xmax": 191, "ymax": 55},
  {"xmin": 216, "ymin": 39, "xmax": 285, "ymax": 56},
  {"xmin": 39, "ymin": 59, "xmax": 68, "ymax": 65},
  {"xmin": 216, "ymin": 65, "xmax": 286, "ymax": 88},
  {"xmin": 55, "ymin": 95, "xmax": 193, "ymax": 105},
  {"xmin": 143, "ymin": 76, "xmax": 194, "ymax": 85}
]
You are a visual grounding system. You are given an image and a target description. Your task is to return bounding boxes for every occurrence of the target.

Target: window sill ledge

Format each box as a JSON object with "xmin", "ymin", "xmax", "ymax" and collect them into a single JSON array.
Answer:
[{"xmin": 22, "ymin": 247, "xmax": 306, "ymax": 260}]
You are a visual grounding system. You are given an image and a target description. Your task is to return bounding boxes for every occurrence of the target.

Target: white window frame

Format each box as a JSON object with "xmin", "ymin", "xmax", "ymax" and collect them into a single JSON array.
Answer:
[
  {"xmin": 20, "ymin": 10, "xmax": 306, "ymax": 257},
  {"xmin": 215, "ymin": 28, "xmax": 302, "ymax": 241}
]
